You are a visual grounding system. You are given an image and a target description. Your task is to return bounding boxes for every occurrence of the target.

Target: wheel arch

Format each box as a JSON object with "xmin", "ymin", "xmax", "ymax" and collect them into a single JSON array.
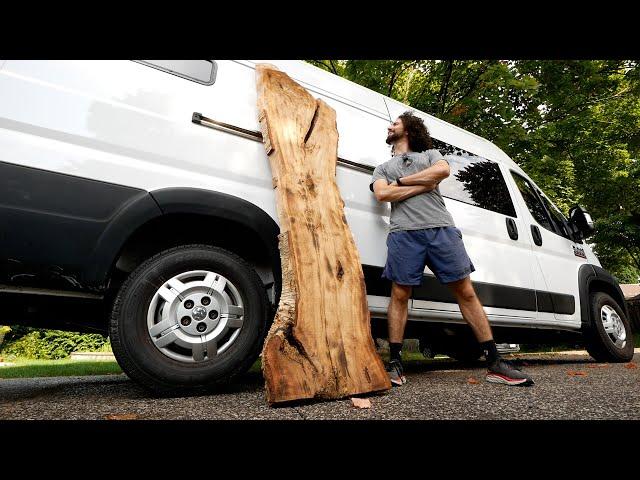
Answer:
[
  {"xmin": 579, "ymin": 264, "xmax": 629, "ymax": 330},
  {"xmin": 98, "ymin": 188, "xmax": 281, "ymax": 305}
]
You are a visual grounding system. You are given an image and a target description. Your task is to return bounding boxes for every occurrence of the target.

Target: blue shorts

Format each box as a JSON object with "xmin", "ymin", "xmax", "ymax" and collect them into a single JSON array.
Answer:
[{"xmin": 382, "ymin": 227, "xmax": 475, "ymax": 286}]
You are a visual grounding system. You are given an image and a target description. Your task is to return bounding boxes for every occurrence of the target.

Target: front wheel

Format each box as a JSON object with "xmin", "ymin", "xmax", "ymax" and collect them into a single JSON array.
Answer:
[
  {"xmin": 109, "ymin": 245, "xmax": 270, "ymax": 393},
  {"xmin": 583, "ymin": 292, "xmax": 634, "ymax": 362}
]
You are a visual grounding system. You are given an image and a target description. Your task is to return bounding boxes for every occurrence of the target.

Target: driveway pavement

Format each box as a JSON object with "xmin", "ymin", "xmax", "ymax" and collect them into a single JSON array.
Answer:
[{"xmin": 1, "ymin": 351, "xmax": 638, "ymax": 420}]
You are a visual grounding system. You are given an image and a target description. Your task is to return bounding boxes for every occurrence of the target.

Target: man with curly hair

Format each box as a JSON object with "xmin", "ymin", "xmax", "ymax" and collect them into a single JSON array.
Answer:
[{"xmin": 370, "ymin": 111, "xmax": 534, "ymax": 387}]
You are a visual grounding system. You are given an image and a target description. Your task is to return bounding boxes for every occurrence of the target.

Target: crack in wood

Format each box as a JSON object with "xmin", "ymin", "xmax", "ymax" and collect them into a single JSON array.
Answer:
[
  {"xmin": 336, "ymin": 260, "xmax": 344, "ymax": 280},
  {"xmin": 303, "ymin": 102, "xmax": 320, "ymax": 146}
]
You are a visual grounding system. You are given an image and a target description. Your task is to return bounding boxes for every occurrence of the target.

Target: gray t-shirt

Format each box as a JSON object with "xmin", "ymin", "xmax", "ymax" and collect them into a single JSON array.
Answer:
[{"xmin": 370, "ymin": 149, "xmax": 455, "ymax": 232}]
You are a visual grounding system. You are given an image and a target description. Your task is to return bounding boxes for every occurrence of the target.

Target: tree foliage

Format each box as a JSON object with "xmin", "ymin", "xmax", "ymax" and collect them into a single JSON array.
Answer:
[
  {"xmin": 308, "ymin": 60, "xmax": 640, "ymax": 282},
  {"xmin": 0, "ymin": 327, "xmax": 110, "ymax": 360}
]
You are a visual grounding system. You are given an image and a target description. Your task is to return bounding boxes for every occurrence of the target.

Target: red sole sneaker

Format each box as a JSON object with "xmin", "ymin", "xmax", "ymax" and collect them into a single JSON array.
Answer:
[{"xmin": 486, "ymin": 373, "xmax": 534, "ymax": 386}]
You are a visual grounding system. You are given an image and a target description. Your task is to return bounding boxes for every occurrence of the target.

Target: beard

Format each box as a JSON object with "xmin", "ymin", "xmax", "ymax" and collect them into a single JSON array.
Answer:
[{"xmin": 386, "ymin": 131, "xmax": 402, "ymax": 145}]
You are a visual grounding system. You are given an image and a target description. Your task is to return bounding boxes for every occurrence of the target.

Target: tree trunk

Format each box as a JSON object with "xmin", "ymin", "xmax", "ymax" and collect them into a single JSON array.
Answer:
[{"xmin": 256, "ymin": 64, "xmax": 391, "ymax": 404}]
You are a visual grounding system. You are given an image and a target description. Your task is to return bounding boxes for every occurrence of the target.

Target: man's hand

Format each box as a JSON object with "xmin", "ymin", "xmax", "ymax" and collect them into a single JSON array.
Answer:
[
  {"xmin": 372, "ymin": 179, "xmax": 431, "ymax": 203},
  {"xmin": 397, "ymin": 160, "xmax": 450, "ymax": 188}
]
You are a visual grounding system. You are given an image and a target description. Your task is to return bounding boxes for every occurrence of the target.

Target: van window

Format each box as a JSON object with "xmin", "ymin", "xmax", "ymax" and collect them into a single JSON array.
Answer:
[
  {"xmin": 432, "ymin": 139, "xmax": 517, "ymax": 217},
  {"xmin": 540, "ymin": 192, "xmax": 572, "ymax": 239},
  {"xmin": 135, "ymin": 60, "xmax": 217, "ymax": 85},
  {"xmin": 511, "ymin": 172, "xmax": 555, "ymax": 232}
]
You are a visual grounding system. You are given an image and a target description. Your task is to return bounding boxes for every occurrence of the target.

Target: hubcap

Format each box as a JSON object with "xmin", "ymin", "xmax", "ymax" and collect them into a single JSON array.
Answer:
[
  {"xmin": 147, "ymin": 270, "xmax": 245, "ymax": 363},
  {"xmin": 192, "ymin": 306, "xmax": 207, "ymax": 321},
  {"xmin": 600, "ymin": 304, "xmax": 626, "ymax": 349}
]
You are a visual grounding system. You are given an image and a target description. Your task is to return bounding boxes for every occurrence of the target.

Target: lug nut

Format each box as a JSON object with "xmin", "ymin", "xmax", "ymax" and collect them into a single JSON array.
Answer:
[
  {"xmin": 196, "ymin": 322, "xmax": 207, "ymax": 333},
  {"xmin": 209, "ymin": 310, "xmax": 219, "ymax": 320},
  {"xmin": 181, "ymin": 316, "xmax": 192, "ymax": 326},
  {"xmin": 184, "ymin": 300, "xmax": 194, "ymax": 309},
  {"xmin": 201, "ymin": 297, "xmax": 211, "ymax": 306}
]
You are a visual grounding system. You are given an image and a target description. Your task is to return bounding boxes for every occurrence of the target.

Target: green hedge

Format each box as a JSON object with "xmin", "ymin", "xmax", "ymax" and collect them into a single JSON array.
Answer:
[{"xmin": 0, "ymin": 327, "xmax": 111, "ymax": 360}]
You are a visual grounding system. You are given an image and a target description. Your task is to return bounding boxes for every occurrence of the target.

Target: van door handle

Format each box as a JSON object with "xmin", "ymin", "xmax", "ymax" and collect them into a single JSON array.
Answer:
[
  {"xmin": 531, "ymin": 225, "xmax": 543, "ymax": 246},
  {"xmin": 505, "ymin": 218, "xmax": 518, "ymax": 240}
]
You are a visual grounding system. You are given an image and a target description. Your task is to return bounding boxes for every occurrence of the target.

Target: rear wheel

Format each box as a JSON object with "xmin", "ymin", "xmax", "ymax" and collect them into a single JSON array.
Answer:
[
  {"xmin": 109, "ymin": 244, "xmax": 269, "ymax": 393},
  {"xmin": 583, "ymin": 292, "xmax": 634, "ymax": 362}
]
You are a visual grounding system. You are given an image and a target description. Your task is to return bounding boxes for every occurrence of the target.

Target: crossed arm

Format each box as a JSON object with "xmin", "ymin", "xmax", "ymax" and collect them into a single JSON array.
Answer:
[{"xmin": 372, "ymin": 160, "xmax": 451, "ymax": 203}]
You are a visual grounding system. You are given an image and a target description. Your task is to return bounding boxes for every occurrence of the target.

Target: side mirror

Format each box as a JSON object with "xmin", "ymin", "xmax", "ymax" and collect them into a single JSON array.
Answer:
[{"xmin": 568, "ymin": 205, "xmax": 595, "ymax": 239}]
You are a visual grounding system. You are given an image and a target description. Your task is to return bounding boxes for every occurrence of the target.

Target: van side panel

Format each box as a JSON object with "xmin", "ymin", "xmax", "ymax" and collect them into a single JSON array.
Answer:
[
  {"xmin": 0, "ymin": 160, "xmax": 159, "ymax": 291},
  {"xmin": 0, "ymin": 60, "xmax": 592, "ymax": 334},
  {"xmin": 0, "ymin": 61, "xmax": 394, "ymax": 293}
]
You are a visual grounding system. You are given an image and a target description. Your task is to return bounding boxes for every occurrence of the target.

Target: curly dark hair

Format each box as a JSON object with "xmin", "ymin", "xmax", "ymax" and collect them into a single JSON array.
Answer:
[{"xmin": 398, "ymin": 111, "xmax": 433, "ymax": 152}]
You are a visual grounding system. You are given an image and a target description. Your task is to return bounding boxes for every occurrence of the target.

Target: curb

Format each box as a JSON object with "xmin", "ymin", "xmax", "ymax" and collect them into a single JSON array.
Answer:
[{"xmin": 69, "ymin": 352, "xmax": 116, "ymax": 361}]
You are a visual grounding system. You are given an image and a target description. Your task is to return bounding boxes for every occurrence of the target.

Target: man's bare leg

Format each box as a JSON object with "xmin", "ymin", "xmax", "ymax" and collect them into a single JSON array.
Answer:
[
  {"xmin": 385, "ymin": 282, "xmax": 412, "ymax": 385},
  {"xmin": 447, "ymin": 276, "xmax": 493, "ymax": 342},
  {"xmin": 388, "ymin": 282, "xmax": 412, "ymax": 343},
  {"xmin": 447, "ymin": 276, "xmax": 534, "ymax": 385}
]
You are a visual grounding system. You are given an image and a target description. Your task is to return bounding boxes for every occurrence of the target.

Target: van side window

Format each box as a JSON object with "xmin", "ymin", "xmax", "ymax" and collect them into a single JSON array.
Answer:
[
  {"xmin": 432, "ymin": 138, "xmax": 517, "ymax": 217},
  {"xmin": 539, "ymin": 192, "xmax": 572, "ymax": 239},
  {"xmin": 511, "ymin": 172, "xmax": 555, "ymax": 232},
  {"xmin": 135, "ymin": 60, "xmax": 217, "ymax": 85}
]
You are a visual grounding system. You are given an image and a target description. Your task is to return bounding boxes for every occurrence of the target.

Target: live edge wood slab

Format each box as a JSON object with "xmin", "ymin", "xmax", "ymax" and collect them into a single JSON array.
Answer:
[{"xmin": 256, "ymin": 64, "xmax": 391, "ymax": 404}]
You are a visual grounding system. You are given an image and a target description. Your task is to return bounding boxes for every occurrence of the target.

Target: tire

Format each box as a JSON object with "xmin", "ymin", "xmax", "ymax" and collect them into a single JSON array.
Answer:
[
  {"xmin": 583, "ymin": 291, "xmax": 634, "ymax": 363},
  {"xmin": 109, "ymin": 244, "xmax": 270, "ymax": 393}
]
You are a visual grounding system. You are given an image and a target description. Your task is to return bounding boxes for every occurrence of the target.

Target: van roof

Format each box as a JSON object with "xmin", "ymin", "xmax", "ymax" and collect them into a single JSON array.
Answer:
[{"xmin": 239, "ymin": 60, "xmax": 521, "ymax": 171}]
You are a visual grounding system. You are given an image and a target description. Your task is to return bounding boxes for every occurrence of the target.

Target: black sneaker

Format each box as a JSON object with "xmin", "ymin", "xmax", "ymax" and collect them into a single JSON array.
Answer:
[
  {"xmin": 386, "ymin": 359, "xmax": 406, "ymax": 386},
  {"xmin": 486, "ymin": 359, "xmax": 534, "ymax": 386}
]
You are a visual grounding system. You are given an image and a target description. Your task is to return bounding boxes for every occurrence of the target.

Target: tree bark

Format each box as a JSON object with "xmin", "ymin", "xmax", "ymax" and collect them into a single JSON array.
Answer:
[{"xmin": 256, "ymin": 64, "xmax": 391, "ymax": 404}]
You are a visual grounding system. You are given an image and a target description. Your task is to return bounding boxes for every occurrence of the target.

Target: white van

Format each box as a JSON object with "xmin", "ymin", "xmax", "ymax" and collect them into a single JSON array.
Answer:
[{"xmin": 0, "ymin": 60, "xmax": 635, "ymax": 391}]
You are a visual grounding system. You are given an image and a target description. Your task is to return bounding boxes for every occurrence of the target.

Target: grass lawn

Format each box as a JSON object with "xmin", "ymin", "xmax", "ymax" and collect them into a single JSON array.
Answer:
[
  {"xmin": 0, "ymin": 357, "xmax": 264, "ymax": 380},
  {"xmin": 0, "ymin": 358, "xmax": 123, "ymax": 379}
]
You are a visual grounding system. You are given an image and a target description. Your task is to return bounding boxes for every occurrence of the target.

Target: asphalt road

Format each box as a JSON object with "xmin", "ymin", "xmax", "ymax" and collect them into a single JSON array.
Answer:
[{"xmin": 1, "ymin": 352, "xmax": 639, "ymax": 420}]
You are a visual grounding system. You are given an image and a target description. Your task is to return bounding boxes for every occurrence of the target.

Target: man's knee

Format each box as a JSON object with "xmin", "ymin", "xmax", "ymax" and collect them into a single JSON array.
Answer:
[
  {"xmin": 391, "ymin": 283, "xmax": 412, "ymax": 303},
  {"xmin": 450, "ymin": 278, "xmax": 477, "ymax": 303}
]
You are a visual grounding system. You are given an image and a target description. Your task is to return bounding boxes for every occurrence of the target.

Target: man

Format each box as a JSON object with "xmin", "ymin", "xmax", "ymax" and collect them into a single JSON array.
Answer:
[{"xmin": 370, "ymin": 111, "xmax": 534, "ymax": 387}]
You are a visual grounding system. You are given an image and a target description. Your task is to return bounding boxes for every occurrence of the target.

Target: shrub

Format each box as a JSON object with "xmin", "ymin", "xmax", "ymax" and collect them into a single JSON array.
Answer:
[{"xmin": 0, "ymin": 327, "xmax": 110, "ymax": 360}]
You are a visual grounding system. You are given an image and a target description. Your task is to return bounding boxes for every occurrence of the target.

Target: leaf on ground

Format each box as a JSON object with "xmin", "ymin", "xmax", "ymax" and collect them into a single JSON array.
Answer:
[
  {"xmin": 567, "ymin": 370, "xmax": 587, "ymax": 376},
  {"xmin": 104, "ymin": 413, "xmax": 138, "ymax": 420},
  {"xmin": 624, "ymin": 362, "xmax": 637, "ymax": 369},
  {"xmin": 467, "ymin": 377, "xmax": 479, "ymax": 384},
  {"xmin": 351, "ymin": 397, "xmax": 371, "ymax": 409}
]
